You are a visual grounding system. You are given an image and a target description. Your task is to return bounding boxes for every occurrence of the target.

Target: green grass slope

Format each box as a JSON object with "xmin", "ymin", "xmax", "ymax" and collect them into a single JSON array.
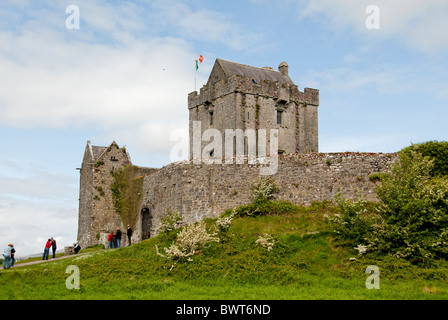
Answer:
[{"xmin": 1, "ymin": 202, "xmax": 448, "ymax": 300}]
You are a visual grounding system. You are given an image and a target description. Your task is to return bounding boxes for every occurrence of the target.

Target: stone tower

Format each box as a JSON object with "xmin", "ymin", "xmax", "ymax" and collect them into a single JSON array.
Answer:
[
  {"xmin": 188, "ymin": 58, "xmax": 319, "ymax": 160},
  {"xmin": 77, "ymin": 141, "xmax": 131, "ymax": 248}
]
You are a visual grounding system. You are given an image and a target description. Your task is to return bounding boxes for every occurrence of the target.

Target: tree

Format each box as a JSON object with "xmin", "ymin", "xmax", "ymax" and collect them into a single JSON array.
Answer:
[{"xmin": 373, "ymin": 149, "xmax": 448, "ymax": 263}]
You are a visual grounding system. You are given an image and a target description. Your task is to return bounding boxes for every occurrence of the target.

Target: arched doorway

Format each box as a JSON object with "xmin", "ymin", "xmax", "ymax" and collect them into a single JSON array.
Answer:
[{"xmin": 141, "ymin": 207, "xmax": 152, "ymax": 241}]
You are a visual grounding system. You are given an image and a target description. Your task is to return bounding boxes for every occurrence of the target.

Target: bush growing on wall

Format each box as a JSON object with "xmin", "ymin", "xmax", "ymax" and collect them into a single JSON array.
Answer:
[
  {"xmin": 234, "ymin": 200, "xmax": 300, "ymax": 217},
  {"xmin": 250, "ymin": 177, "xmax": 279, "ymax": 203},
  {"xmin": 232, "ymin": 177, "xmax": 297, "ymax": 217}
]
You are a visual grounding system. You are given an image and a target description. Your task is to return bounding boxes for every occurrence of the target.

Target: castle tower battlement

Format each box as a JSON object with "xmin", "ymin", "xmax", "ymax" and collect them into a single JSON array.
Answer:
[{"xmin": 188, "ymin": 74, "xmax": 319, "ymax": 108}]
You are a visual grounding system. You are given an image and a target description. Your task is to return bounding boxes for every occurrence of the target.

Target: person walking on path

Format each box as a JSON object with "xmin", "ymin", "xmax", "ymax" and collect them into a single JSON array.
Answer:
[
  {"xmin": 107, "ymin": 232, "xmax": 114, "ymax": 249},
  {"xmin": 9, "ymin": 244, "xmax": 15, "ymax": 267},
  {"xmin": 42, "ymin": 239, "xmax": 51, "ymax": 260},
  {"xmin": 127, "ymin": 225, "xmax": 133, "ymax": 246},
  {"xmin": 3, "ymin": 244, "xmax": 11, "ymax": 269},
  {"xmin": 115, "ymin": 227, "xmax": 122, "ymax": 249},
  {"xmin": 51, "ymin": 237, "xmax": 57, "ymax": 259}
]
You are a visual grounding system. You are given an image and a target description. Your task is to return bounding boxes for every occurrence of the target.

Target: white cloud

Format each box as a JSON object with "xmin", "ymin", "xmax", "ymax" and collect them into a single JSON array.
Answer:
[
  {"xmin": 0, "ymin": 195, "xmax": 77, "ymax": 257},
  {"xmin": 320, "ymin": 133, "xmax": 408, "ymax": 153},
  {"xmin": 0, "ymin": 33, "xmax": 194, "ymax": 129},
  {"xmin": 300, "ymin": 63, "xmax": 415, "ymax": 96},
  {"xmin": 0, "ymin": 166, "xmax": 78, "ymax": 256},
  {"xmin": 297, "ymin": 0, "xmax": 448, "ymax": 54},
  {"xmin": 149, "ymin": 0, "xmax": 264, "ymax": 51},
  {"xmin": 0, "ymin": 171, "xmax": 77, "ymax": 202}
]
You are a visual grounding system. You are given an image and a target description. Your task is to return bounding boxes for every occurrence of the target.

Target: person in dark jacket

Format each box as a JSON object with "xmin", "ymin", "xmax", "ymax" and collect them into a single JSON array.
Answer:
[
  {"xmin": 51, "ymin": 237, "xmax": 57, "ymax": 259},
  {"xmin": 127, "ymin": 225, "xmax": 133, "ymax": 246},
  {"xmin": 73, "ymin": 242, "xmax": 81, "ymax": 254},
  {"xmin": 9, "ymin": 244, "xmax": 15, "ymax": 267},
  {"xmin": 115, "ymin": 227, "xmax": 122, "ymax": 248}
]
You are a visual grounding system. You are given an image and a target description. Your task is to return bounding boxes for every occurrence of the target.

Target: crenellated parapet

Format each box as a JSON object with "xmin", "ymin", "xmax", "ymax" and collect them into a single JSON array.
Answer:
[{"xmin": 188, "ymin": 74, "xmax": 319, "ymax": 109}]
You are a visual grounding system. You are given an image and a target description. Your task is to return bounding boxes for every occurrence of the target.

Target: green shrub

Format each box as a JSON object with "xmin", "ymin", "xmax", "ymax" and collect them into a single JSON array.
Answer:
[
  {"xmin": 97, "ymin": 186, "xmax": 105, "ymax": 196},
  {"xmin": 331, "ymin": 149, "xmax": 448, "ymax": 264},
  {"xmin": 400, "ymin": 140, "xmax": 448, "ymax": 177},
  {"xmin": 94, "ymin": 160, "xmax": 104, "ymax": 168},
  {"xmin": 368, "ymin": 172, "xmax": 390, "ymax": 183},
  {"xmin": 373, "ymin": 150, "xmax": 448, "ymax": 263},
  {"xmin": 234, "ymin": 200, "xmax": 300, "ymax": 217},
  {"xmin": 328, "ymin": 193, "xmax": 381, "ymax": 251}
]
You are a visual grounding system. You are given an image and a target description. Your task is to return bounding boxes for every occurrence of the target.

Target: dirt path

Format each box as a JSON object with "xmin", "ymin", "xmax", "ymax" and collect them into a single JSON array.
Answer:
[{"xmin": 3, "ymin": 250, "xmax": 105, "ymax": 269}]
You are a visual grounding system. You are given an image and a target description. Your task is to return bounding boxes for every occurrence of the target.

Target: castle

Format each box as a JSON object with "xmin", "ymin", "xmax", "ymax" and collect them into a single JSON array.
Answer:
[{"xmin": 77, "ymin": 58, "xmax": 396, "ymax": 249}]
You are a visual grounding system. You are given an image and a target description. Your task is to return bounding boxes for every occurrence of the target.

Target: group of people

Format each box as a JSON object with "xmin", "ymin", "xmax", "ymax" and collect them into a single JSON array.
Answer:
[
  {"xmin": 42, "ymin": 237, "xmax": 57, "ymax": 260},
  {"xmin": 2, "ymin": 238, "xmax": 57, "ymax": 269},
  {"xmin": 2, "ymin": 225, "xmax": 134, "ymax": 269},
  {"xmin": 2, "ymin": 244, "xmax": 16, "ymax": 269},
  {"xmin": 107, "ymin": 225, "xmax": 133, "ymax": 249}
]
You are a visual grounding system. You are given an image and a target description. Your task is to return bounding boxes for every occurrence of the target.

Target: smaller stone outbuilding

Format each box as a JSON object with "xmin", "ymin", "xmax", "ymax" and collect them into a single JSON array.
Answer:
[{"xmin": 77, "ymin": 140, "xmax": 155, "ymax": 248}]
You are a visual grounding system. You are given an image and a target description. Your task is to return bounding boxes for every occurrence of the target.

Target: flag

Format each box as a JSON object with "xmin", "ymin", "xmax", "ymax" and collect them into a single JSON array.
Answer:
[{"xmin": 195, "ymin": 55, "xmax": 203, "ymax": 70}]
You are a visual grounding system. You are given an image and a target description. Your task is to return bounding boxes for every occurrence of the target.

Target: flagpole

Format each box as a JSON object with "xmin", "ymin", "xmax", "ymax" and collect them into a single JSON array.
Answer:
[
  {"xmin": 194, "ymin": 59, "xmax": 197, "ymax": 92},
  {"xmin": 194, "ymin": 55, "xmax": 203, "ymax": 92}
]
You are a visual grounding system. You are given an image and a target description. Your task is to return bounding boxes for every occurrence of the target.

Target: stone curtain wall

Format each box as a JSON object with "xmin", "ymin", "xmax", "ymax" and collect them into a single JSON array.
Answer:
[{"xmin": 139, "ymin": 152, "xmax": 398, "ymax": 239}]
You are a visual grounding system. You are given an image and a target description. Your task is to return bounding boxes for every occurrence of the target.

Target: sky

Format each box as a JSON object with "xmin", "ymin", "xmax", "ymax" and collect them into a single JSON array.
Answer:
[{"xmin": 1, "ymin": 0, "xmax": 447, "ymax": 256}]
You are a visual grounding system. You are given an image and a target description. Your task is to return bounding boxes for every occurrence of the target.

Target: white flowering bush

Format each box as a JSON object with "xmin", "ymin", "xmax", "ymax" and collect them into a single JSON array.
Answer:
[
  {"xmin": 216, "ymin": 209, "xmax": 236, "ymax": 233},
  {"xmin": 156, "ymin": 220, "xmax": 219, "ymax": 269},
  {"xmin": 255, "ymin": 234, "xmax": 275, "ymax": 252},
  {"xmin": 250, "ymin": 177, "xmax": 279, "ymax": 203},
  {"xmin": 157, "ymin": 209, "xmax": 183, "ymax": 233},
  {"xmin": 354, "ymin": 244, "xmax": 368, "ymax": 256},
  {"xmin": 155, "ymin": 243, "xmax": 195, "ymax": 261},
  {"xmin": 176, "ymin": 221, "xmax": 219, "ymax": 253}
]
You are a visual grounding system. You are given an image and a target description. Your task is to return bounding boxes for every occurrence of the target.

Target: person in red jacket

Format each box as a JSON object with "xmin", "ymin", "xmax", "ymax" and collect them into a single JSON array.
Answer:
[
  {"xmin": 42, "ymin": 239, "xmax": 51, "ymax": 260},
  {"xmin": 107, "ymin": 232, "xmax": 114, "ymax": 249}
]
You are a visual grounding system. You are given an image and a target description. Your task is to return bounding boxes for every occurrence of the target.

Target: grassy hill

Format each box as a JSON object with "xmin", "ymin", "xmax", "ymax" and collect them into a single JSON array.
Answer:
[{"xmin": 1, "ymin": 201, "xmax": 448, "ymax": 300}]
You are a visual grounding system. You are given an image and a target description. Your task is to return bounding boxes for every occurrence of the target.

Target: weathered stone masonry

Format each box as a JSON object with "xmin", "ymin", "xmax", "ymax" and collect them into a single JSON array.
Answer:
[{"xmin": 138, "ymin": 152, "xmax": 398, "ymax": 240}]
